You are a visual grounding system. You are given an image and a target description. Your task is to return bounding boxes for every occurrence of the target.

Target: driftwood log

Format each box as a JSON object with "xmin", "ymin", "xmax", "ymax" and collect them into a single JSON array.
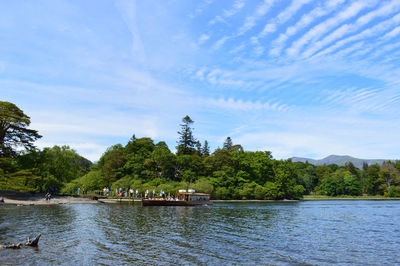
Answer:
[{"xmin": 0, "ymin": 233, "xmax": 41, "ymax": 249}]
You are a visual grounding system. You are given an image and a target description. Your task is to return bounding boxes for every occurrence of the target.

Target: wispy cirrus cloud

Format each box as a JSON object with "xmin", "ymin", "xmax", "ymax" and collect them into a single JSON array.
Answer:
[
  {"xmin": 212, "ymin": 35, "xmax": 230, "ymax": 50},
  {"xmin": 3, "ymin": 0, "xmax": 400, "ymax": 161},
  {"xmin": 209, "ymin": 0, "xmax": 245, "ymax": 25},
  {"xmin": 198, "ymin": 33, "xmax": 210, "ymax": 44},
  {"xmin": 302, "ymin": 0, "xmax": 400, "ymax": 58},
  {"xmin": 206, "ymin": 97, "xmax": 290, "ymax": 112},
  {"xmin": 259, "ymin": 0, "xmax": 313, "ymax": 38},
  {"xmin": 286, "ymin": 0, "xmax": 377, "ymax": 57},
  {"xmin": 313, "ymin": 12, "xmax": 400, "ymax": 58},
  {"xmin": 237, "ymin": 0, "xmax": 276, "ymax": 36},
  {"xmin": 189, "ymin": 0, "xmax": 213, "ymax": 19},
  {"xmin": 269, "ymin": 0, "xmax": 346, "ymax": 56}
]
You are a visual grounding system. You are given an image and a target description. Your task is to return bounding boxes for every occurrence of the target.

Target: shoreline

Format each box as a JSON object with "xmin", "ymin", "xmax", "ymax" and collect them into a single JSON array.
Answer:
[
  {"xmin": 2, "ymin": 190, "xmax": 400, "ymax": 206},
  {"xmin": 212, "ymin": 199, "xmax": 299, "ymax": 203},
  {"xmin": 0, "ymin": 191, "xmax": 100, "ymax": 206},
  {"xmin": 0, "ymin": 196, "xmax": 100, "ymax": 206}
]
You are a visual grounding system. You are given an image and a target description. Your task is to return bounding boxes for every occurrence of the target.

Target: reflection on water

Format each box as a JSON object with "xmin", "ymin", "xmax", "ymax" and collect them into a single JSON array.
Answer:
[{"xmin": 1, "ymin": 201, "xmax": 400, "ymax": 265}]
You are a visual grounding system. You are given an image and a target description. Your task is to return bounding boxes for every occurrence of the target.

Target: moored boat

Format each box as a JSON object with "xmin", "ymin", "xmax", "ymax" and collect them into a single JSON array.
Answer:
[{"xmin": 141, "ymin": 189, "xmax": 212, "ymax": 206}]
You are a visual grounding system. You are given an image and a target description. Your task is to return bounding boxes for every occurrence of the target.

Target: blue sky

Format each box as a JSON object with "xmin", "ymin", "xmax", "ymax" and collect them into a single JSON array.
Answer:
[{"xmin": 1, "ymin": 0, "xmax": 400, "ymax": 161}]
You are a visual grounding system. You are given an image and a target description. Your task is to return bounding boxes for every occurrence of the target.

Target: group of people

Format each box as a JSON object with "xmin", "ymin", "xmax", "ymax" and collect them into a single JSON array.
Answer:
[
  {"xmin": 103, "ymin": 187, "xmax": 140, "ymax": 198},
  {"xmin": 102, "ymin": 187, "xmax": 175, "ymax": 199},
  {"xmin": 144, "ymin": 189, "xmax": 174, "ymax": 200},
  {"xmin": 69, "ymin": 187, "xmax": 88, "ymax": 196}
]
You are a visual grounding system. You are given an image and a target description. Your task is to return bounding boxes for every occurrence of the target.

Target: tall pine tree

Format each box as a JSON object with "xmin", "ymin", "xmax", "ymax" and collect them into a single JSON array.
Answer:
[
  {"xmin": 176, "ymin": 115, "xmax": 196, "ymax": 155},
  {"xmin": 223, "ymin": 137, "xmax": 233, "ymax": 151},
  {"xmin": 202, "ymin": 140, "xmax": 210, "ymax": 157}
]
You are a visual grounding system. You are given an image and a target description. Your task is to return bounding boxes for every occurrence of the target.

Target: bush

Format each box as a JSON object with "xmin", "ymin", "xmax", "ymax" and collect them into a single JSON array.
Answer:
[
  {"xmin": 386, "ymin": 186, "xmax": 400, "ymax": 197},
  {"xmin": 254, "ymin": 185, "xmax": 267, "ymax": 199},
  {"xmin": 215, "ymin": 187, "xmax": 230, "ymax": 199},
  {"xmin": 192, "ymin": 178, "xmax": 214, "ymax": 194},
  {"xmin": 264, "ymin": 182, "xmax": 280, "ymax": 199}
]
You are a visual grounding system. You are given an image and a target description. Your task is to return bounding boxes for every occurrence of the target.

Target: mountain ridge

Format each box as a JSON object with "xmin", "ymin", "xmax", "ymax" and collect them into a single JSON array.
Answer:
[{"xmin": 290, "ymin": 155, "xmax": 394, "ymax": 169}]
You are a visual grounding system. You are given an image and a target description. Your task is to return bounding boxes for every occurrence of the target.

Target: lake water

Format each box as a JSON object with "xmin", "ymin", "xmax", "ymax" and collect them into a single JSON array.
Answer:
[{"xmin": 1, "ymin": 200, "xmax": 400, "ymax": 265}]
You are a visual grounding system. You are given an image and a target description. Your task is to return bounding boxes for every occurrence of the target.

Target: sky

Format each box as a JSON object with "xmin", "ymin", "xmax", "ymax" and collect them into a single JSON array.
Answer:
[{"xmin": 1, "ymin": 0, "xmax": 400, "ymax": 162}]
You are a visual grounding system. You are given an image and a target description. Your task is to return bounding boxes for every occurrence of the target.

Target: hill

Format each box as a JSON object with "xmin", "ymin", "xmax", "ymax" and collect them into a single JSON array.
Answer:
[{"xmin": 290, "ymin": 155, "xmax": 392, "ymax": 169}]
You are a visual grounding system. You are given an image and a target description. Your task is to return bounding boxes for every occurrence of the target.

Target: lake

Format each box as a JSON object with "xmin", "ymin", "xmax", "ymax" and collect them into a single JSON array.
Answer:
[{"xmin": 1, "ymin": 200, "xmax": 400, "ymax": 265}]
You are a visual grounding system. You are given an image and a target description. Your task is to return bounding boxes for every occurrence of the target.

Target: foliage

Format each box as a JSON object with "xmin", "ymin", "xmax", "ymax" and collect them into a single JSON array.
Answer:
[
  {"xmin": 1, "ymin": 105, "xmax": 399, "ymax": 199},
  {"xmin": 0, "ymin": 101, "xmax": 42, "ymax": 157},
  {"xmin": 176, "ymin": 115, "xmax": 196, "ymax": 155}
]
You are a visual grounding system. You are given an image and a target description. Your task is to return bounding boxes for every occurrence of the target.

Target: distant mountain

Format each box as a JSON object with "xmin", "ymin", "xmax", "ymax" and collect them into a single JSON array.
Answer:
[{"xmin": 290, "ymin": 155, "xmax": 393, "ymax": 169}]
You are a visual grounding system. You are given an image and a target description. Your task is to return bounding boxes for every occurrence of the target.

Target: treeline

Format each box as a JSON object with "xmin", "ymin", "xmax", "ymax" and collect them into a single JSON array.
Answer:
[
  {"xmin": 1, "ymin": 101, "xmax": 400, "ymax": 199},
  {"xmin": 0, "ymin": 146, "xmax": 91, "ymax": 192},
  {"xmin": 63, "ymin": 116, "xmax": 400, "ymax": 199}
]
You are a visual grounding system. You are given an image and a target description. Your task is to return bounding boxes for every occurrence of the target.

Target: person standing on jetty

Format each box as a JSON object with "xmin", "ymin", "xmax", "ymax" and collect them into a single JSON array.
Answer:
[
  {"xmin": 77, "ymin": 187, "xmax": 80, "ymax": 195},
  {"xmin": 45, "ymin": 192, "xmax": 51, "ymax": 202}
]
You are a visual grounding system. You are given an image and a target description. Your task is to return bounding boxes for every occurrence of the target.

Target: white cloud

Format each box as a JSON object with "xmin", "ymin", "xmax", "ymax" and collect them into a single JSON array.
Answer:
[
  {"xmin": 302, "ymin": 0, "xmax": 400, "ymax": 58},
  {"xmin": 115, "ymin": 0, "xmax": 147, "ymax": 65},
  {"xmin": 381, "ymin": 25, "xmax": 400, "ymax": 40},
  {"xmin": 229, "ymin": 44, "xmax": 245, "ymax": 54},
  {"xmin": 313, "ymin": 12, "xmax": 400, "ymax": 58},
  {"xmin": 198, "ymin": 33, "xmax": 210, "ymax": 44},
  {"xmin": 209, "ymin": 0, "xmax": 244, "ymax": 24},
  {"xmin": 269, "ymin": 0, "xmax": 345, "ymax": 56},
  {"xmin": 223, "ymin": 0, "xmax": 245, "ymax": 17},
  {"xmin": 232, "ymin": 111, "xmax": 400, "ymax": 160},
  {"xmin": 195, "ymin": 67, "xmax": 208, "ymax": 81},
  {"xmin": 286, "ymin": 0, "xmax": 376, "ymax": 57},
  {"xmin": 212, "ymin": 36, "xmax": 230, "ymax": 50},
  {"xmin": 35, "ymin": 140, "xmax": 108, "ymax": 162},
  {"xmin": 238, "ymin": 0, "xmax": 276, "ymax": 35},
  {"xmin": 189, "ymin": 0, "xmax": 213, "ymax": 19},
  {"xmin": 206, "ymin": 97, "xmax": 290, "ymax": 112},
  {"xmin": 260, "ymin": 0, "xmax": 313, "ymax": 37}
]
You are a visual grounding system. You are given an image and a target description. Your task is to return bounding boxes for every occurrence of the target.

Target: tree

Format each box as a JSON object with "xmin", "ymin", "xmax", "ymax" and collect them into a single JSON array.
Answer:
[
  {"xmin": 381, "ymin": 162, "xmax": 399, "ymax": 189},
  {"xmin": 365, "ymin": 164, "xmax": 381, "ymax": 195},
  {"xmin": 100, "ymin": 144, "xmax": 126, "ymax": 185},
  {"xmin": 195, "ymin": 141, "xmax": 202, "ymax": 156},
  {"xmin": 0, "ymin": 101, "xmax": 41, "ymax": 157},
  {"xmin": 202, "ymin": 140, "xmax": 210, "ymax": 157},
  {"xmin": 176, "ymin": 115, "xmax": 196, "ymax": 155},
  {"xmin": 223, "ymin": 137, "xmax": 233, "ymax": 151}
]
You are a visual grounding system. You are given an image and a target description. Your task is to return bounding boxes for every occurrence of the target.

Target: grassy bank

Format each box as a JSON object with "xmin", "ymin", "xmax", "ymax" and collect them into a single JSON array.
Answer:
[{"xmin": 303, "ymin": 195, "xmax": 400, "ymax": 200}]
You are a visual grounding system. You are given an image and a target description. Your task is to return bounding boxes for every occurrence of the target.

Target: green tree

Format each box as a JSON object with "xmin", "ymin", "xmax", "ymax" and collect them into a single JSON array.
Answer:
[
  {"xmin": 0, "ymin": 101, "xmax": 42, "ymax": 157},
  {"xmin": 365, "ymin": 164, "xmax": 382, "ymax": 195},
  {"xmin": 42, "ymin": 145, "xmax": 89, "ymax": 183},
  {"xmin": 273, "ymin": 161, "xmax": 305, "ymax": 199},
  {"xmin": 145, "ymin": 141, "xmax": 175, "ymax": 179},
  {"xmin": 202, "ymin": 140, "xmax": 210, "ymax": 157},
  {"xmin": 192, "ymin": 178, "xmax": 214, "ymax": 194},
  {"xmin": 100, "ymin": 144, "xmax": 126, "ymax": 185},
  {"xmin": 223, "ymin": 137, "xmax": 233, "ymax": 151},
  {"xmin": 381, "ymin": 162, "xmax": 399, "ymax": 190},
  {"xmin": 343, "ymin": 173, "xmax": 361, "ymax": 195},
  {"xmin": 176, "ymin": 115, "xmax": 196, "ymax": 155},
  {"xmin": 195, "ymin": 141, "xmax": 202, "ymax": 156}
]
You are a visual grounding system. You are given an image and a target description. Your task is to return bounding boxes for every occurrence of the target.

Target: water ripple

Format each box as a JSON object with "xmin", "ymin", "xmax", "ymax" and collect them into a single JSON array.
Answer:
[{"xmin": 1, "ymin": 201, "xmax": 400, "ymax": 265}]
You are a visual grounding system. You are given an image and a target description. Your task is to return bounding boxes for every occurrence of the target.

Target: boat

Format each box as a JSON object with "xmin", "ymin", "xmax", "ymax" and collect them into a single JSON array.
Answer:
[{"xmin": 141, "ymin": 189, "xmax": 212, "ymax": 206}]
